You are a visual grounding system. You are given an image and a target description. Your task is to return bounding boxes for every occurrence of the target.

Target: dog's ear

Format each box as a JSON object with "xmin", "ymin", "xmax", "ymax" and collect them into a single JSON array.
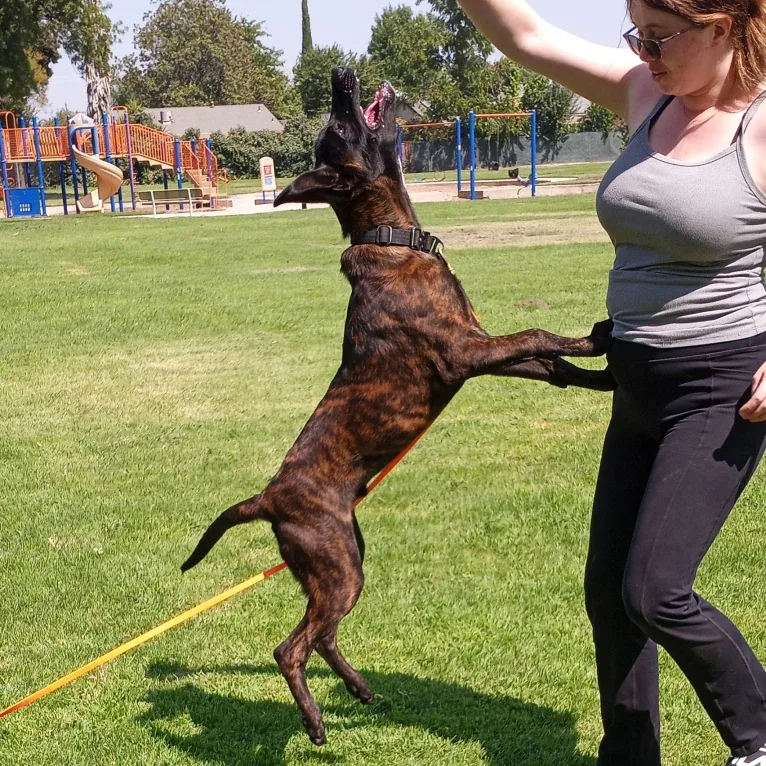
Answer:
[{"xmin": 274, "ymin": 166, "xmax": 350, "ymax": 206}]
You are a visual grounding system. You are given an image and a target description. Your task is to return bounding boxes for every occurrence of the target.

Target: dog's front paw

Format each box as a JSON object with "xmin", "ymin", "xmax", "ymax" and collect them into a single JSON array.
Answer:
[{"xmin": 588, "ymin": 319, "xmax": 614, "ymax": 356}]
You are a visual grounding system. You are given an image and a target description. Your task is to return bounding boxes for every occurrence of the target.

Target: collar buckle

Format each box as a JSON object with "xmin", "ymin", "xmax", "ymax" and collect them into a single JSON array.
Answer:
[{"xmin": 375, "ymin": 225, "xmax": 394, "ymax": 246}]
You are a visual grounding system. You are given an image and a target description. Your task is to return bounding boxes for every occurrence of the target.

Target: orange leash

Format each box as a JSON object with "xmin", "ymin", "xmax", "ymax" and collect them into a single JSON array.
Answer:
[{"xmin": 0, "ymin": 419, "xmax": 438, "ymax": 720}]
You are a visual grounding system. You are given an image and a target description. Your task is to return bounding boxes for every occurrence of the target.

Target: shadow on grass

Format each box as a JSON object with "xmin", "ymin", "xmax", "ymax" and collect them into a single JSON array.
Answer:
[{"xmin": 141, "ymin": 660, "xmax": 596, "ymax": 765}]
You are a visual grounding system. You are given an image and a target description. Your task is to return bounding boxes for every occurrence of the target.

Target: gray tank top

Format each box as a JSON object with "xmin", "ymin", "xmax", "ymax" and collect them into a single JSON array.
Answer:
[{"xmin": 596, "ymin": 91, "xmax": 766, "ymax": 347}]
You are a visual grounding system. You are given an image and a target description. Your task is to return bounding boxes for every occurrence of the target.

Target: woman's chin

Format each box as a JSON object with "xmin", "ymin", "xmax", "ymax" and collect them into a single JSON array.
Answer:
[{"xmin": 651, "ymin": 71, "xmax": 673, "ymax": 91}]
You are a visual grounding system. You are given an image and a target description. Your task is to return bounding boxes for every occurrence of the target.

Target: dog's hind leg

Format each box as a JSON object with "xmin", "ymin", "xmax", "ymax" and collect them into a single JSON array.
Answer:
[
  {"xmin": 309, "ymin": 513, "xmax": 373, "ymax": 703},
  {"xmin": 315, "ymin": 626, "xmax": 374, "ymax": 704},
  {"xmin": 273, "ymin": 517, "xmax": 366, "ymax": 746}
]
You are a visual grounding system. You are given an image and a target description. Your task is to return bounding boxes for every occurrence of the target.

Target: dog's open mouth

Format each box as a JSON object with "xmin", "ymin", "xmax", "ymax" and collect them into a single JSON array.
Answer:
[{"xmin": 363, "ymin": 82, "xmax": 395, "ymax": 130}]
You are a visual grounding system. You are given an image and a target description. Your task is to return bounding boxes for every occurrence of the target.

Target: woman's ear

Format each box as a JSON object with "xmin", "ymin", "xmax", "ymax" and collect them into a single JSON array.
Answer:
[{"xmin": 710, "ymin": 15, "xmax": 734, "ymax": 46}]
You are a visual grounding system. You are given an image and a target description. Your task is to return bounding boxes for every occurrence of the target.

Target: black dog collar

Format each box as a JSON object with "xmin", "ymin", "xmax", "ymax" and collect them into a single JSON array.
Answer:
[{"xmin": 351, "ymin": 226, "xmax": 445, "ymax": 256}]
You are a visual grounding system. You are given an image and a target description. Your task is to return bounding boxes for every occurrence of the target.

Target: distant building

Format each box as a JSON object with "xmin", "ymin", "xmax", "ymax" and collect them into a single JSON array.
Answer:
[
  {"xmin": 146, "ymin": 104, "xmax": 284, "ymax": 136},
  {"xmin": 396, "ymin": 99, "xmax": 429, "ymax": 123},
  {"xmin": 571, "ymin": 96, "xmax": 592, "ymax": 123}
]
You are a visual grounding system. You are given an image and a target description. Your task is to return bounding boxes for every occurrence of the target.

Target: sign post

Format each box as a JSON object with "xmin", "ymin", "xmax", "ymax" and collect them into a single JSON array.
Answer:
[{"xmin": 259, "ymin": 157, "xmax": 278, "ymax": 204}]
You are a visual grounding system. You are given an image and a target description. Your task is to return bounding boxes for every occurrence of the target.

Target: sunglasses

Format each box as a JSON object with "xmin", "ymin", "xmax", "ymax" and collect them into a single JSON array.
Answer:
[{"xmin": 623, "ymin": 24, "xmax": 699, "ymax": 60}]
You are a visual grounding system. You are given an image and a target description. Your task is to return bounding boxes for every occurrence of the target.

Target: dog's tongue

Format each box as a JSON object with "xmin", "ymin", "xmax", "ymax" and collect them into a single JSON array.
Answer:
[
  {"xmin": 364, "ymin": 100, "xmax": 381, "ymax": 128},
  {"xmin": 364, "ymin": 87, "xmax": 387, "ymax": 128}
]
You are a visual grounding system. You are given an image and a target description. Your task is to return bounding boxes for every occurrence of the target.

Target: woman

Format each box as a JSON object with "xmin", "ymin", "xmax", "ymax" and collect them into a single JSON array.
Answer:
[{"xmin": 457, "ymin": 0, "xmax": 766, "ymax": 763}]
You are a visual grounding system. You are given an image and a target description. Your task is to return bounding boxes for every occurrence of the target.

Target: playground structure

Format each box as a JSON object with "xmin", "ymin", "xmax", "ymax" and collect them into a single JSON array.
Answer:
[
  {"xmin": 0, "ymin": 108, "xmax": 227, "ymax": 218},
  {"xmin": 397, "ymin": 111, "xmax": 538, "ymax": 200}
]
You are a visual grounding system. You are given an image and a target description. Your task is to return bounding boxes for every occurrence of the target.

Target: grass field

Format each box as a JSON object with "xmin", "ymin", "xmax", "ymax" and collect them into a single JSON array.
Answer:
[{"xmin": 0, "ymin": 196, "xmax": 763, "ymax": 765}]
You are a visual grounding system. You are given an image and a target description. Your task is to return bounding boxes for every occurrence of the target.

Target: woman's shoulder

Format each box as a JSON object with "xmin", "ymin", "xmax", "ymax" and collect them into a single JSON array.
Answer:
[
  {"xmin": 624, "ymin": 67, "xmax": 666, "ymax": 135},
  {"xmin": 740, "ymin": 86, "xmax": 766, "ymax": 195},
  {"xmin": 743, "ymin": 85, "xmax": 766, "ymax": 135}
]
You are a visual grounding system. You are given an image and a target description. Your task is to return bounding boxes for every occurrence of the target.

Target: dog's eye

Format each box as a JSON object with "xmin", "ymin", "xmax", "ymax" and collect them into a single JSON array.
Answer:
[{"xmin": 335, "ymin": 124, "xmax": 345, "ymax": 136}]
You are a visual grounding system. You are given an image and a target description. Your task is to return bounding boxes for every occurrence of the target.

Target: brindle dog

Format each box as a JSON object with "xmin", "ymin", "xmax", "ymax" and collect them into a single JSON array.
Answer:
[{"xmin": 182, "ymin": 67, "xmax": 615, "ymax": 746}]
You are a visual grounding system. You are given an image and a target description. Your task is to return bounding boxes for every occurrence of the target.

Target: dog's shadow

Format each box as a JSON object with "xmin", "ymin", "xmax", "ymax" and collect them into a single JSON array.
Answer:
[{"xmin": 140, "ymin": 660, "xmax": 596, "ymax": 765}]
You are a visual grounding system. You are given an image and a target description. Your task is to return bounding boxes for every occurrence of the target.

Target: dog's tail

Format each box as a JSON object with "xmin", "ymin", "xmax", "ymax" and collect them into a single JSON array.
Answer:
[{"xmin": 181, "ymin": 495, "xmax": 268, "ymax": 573}]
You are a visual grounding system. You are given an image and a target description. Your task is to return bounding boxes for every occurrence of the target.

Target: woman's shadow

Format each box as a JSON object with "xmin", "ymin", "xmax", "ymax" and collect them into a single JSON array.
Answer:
[{"xmin": 140, "ymin": 660, "xmax": 596, "ymax": 765}]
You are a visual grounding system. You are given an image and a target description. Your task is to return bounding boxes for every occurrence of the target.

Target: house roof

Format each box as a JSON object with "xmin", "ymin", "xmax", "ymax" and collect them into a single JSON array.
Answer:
[
  {"xmin": 146, "ymin": 104, "xmax": 284, "ymax": 136},
  {"xmin": 572, "ymin": 96, "xmax": 592, "ymax": 116}
]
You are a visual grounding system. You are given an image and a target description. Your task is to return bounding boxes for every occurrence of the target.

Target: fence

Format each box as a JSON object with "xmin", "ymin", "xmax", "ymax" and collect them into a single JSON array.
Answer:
[{"xmin": 403, "ymin": 130, "xmax": 624, "ymax": 174}]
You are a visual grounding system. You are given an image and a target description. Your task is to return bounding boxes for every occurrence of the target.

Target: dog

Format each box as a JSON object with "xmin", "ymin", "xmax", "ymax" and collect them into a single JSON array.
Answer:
[{"xmin": 182, "ymin": 67, "xmax": 615, "ymax": 746}]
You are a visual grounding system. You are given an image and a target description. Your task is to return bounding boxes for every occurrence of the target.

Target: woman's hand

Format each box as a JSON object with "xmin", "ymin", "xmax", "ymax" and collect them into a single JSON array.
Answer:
[{"xmin": 739, "ymin": 361, "xmax": 766, "ymax": 422}]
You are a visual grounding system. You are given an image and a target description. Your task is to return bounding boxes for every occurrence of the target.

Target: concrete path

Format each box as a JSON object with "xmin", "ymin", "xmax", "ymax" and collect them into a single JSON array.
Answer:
[{"xmin": 35, "ymin": 180, "xmax": 600, "ymax": 221}]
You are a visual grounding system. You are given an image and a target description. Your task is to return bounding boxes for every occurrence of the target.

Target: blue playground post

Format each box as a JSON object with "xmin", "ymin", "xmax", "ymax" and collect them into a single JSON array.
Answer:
[
  {"xmin": 205, "ymin": 137, "xmax": 214, "ymax": 193},
  {"xmin": 80, "ymin": 149, "xmax": 89, "ymax": 196},
  {"xmin": 469, "ymin": 112, "xmax": 476, "ymax": 201},
  {"xmin": 205, "ymin": 138, "xmax": 214, "ymax": 181},
  {"xmin": 69, "ymin": 125, "xmax": 80, "ymax": 213},
  {"xmin": 54, "ymin": 118, "xmax": 68, "ymax": 215},
  {"xmin": 101, "ymin": 114, "xmax": 116, "ymax": 213},
  {"xmin": 530, "ymin": 110, "xmax": 538, "ymax": 198},
  {"xmin": 111, "ymin": 115, "xmax": 124, "ymax": 212},
  {"xmin": 455, "ymin": 117, "xmax": 462, "ymax": 195},
  {"xmin": 122, "ymin": 110, "xmax": 136, "ymax": 210},
  {"xmin": 162, "ymin": 169, "xmax": 169, "ymax": 211},
  {"xmin": 32, "ymin": 118, "xmax": 47, "ymax": 217},
  {"xmin": 174, "ymin": 139, "xmax": 184, "ymax": 211},
  {"xmin": 205, "ymin": 138, "xmax": 215, "ymax": 209}
]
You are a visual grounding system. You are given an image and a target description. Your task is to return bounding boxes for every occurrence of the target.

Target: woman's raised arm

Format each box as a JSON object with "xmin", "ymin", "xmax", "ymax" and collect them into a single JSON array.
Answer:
[{"xmin": 457, "ymin": 0, "xmax": 646, "ymax": 118}]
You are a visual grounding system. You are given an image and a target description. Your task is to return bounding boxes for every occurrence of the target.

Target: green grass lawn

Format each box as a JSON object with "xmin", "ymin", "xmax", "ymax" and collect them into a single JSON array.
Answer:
[{"xmin": 0, "ymin": 197, "xmax": 761, "ymax": 765}]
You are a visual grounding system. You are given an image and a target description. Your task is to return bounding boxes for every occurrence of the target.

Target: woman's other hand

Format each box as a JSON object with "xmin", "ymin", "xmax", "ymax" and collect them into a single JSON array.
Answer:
[{"xmin": 739, "ymin": 361, "xmax": 766, "ymax": 422}]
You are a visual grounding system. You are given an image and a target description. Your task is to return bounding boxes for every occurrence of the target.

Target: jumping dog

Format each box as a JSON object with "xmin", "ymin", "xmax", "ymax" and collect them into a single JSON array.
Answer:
[{"xmin": 182, "ymin": 68, "xmax": 615, "ymax": 746}]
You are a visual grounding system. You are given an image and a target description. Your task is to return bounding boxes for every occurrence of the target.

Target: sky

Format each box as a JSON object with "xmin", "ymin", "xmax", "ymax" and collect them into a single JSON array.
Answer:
[{"xmin": 41, "ymin": 0, "xmax": 631, "ymax": 116}]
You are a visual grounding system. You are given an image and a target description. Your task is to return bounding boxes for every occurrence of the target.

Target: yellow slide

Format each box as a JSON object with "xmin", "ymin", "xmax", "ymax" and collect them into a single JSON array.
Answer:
[{"xmin": 72, "ymin": 146, "xmax": 124, "ymax": 213}]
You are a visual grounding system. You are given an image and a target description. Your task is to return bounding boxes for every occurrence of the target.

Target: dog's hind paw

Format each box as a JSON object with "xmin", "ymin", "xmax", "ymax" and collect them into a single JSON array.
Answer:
[{"xmin": 306, "ymin": 722, "xmax": 327, "ymax": 746}]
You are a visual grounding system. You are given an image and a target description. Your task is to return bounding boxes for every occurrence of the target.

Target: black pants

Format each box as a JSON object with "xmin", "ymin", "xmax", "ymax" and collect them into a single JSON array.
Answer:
[{"xmin": 585, "ymin": 333, "xmax": 766, "ymax": 764}]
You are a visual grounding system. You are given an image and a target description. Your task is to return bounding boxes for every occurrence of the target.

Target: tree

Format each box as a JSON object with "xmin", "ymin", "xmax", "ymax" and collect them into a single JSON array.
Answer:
[
  {"xmin": 519, "ymin": 72, "xmax": 576, "ymax": 142},
  {"xmin": 367, "ymin": 6, "xmax": 446, "ymax": 104},
  {"xmin": 293, "ymin": 46, "xmax": 381, "ymax": 117},
  {"xmin": 113, "ymin": 0, "xmax": 294, "ymax": 119},
  {"xmin": 579, "ymin": 102, "xmax": 617, "ymax": 135},
  {"xmin": 0, "ymin": 0, "xmax": 83, "ymax": 112},
  {"xmin": 417, "ymin": 0, "xmax": 492, "ymax": 92},
  {"xmin": 302, "ymin": 0, "xmax": 313, "ymax": 55},
  {"xmin": 425, "ymin": 57, "xmax": 524, "ymax": 133}
]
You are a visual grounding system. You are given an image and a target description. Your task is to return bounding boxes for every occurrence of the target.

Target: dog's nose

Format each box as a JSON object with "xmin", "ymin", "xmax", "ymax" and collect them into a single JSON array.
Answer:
[{"xmin": 340, "ymin": 68, "xmax": 357, "ymax": 94}]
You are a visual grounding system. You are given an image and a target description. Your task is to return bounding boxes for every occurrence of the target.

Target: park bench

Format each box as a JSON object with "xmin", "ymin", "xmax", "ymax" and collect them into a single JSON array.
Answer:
[{"xmin": 138, "ymin": 188, "xmax": 204, "ymax": 217}]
